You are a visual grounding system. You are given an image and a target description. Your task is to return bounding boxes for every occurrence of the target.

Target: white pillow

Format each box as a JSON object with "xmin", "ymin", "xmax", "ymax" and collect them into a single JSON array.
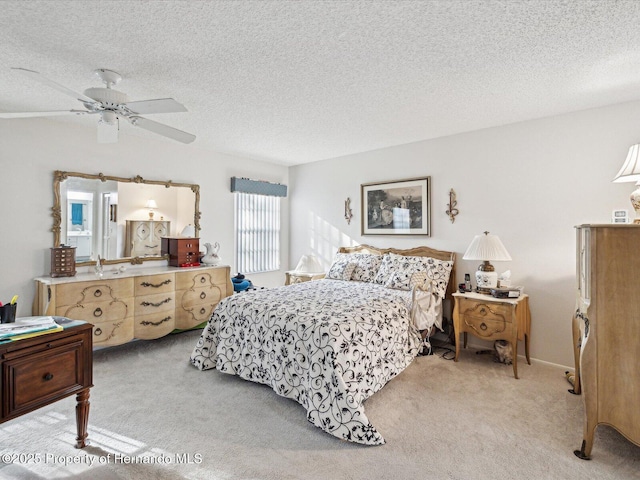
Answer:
[
  {"xmin": 330, "ymin": 252, "xmax": 382, "ymax": 283},
  {"xmin": 376, "ymin": 253, "xmax": 453, "ymax": 296}
]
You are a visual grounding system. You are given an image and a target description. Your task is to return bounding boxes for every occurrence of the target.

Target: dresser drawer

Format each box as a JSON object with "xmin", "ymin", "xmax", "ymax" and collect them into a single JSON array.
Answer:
[
  {"xmin": 134, "ymin": 273, "xmax": 175, "ymax": 296},
  {"xmin": 176, "ymin": 269, "xmax": 227, "ymax": 290},
  {"xmin": 134, "ymin": 311, "xmax": 175, "ymax": 339},
  {"xmin": 3, "ymin": 337, "xmax": 88, "ymax": 418},
  {"xmin": 134, "ymin": 292, "xmax": 175, "ymax": 316},
  {"xmin": 55, "ymin": 279, "xmax": 134, "ymax": 307},
  {"xmin": 175, "ymin": 286, "xmax": 221, "ymax": 329},
  {"xmin": 91, "ymin": 318, "xmax": 134, "ymax": 347},
  {"xmin": 57, "ymin": 297, "xmax": 131, "ymax": 323}
]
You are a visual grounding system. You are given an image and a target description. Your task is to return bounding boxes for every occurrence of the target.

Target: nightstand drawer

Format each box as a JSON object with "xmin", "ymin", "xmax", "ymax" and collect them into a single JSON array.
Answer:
[
  {"xmin": 4, "ymin": 340, "xmax": 86, "ymax": 417},
  {"xmin": 462, "ymin": 316, "xmax": 507, "ymax": 338},
  {"xmin": 459, "ymin": 299, "xmax": 511, "ymax": 323}
]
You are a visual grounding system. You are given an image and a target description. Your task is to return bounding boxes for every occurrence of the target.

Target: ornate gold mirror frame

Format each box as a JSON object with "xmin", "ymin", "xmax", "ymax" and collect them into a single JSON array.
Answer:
[{"xmin": 53, "ymin": 170, "xmax": 201, "ymax": 266}]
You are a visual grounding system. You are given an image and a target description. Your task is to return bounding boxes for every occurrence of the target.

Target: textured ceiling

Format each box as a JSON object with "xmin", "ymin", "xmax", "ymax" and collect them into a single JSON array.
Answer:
[{"xmin": 2, "ymin": 0, "xmax": 640, "ymax": 165}]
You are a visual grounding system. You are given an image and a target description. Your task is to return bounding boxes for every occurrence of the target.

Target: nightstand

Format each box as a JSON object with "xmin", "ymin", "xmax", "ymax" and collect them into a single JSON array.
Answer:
[
  {"xmin": 0, "ymin": 322, "xmax": 93, "ymax": 447},
  {"xmin": 452, "ymin": 291, "xmax": 531, "ymax": 378},
  {"xmin": 284, "ymin": 271, "xmax": 325, "ymax": 285}
]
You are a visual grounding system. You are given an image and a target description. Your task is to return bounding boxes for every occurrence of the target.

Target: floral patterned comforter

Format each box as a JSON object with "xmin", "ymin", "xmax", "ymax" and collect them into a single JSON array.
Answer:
[{"xmin": 190, "ymin": 279, "xmax": 422, "ymax": 445}]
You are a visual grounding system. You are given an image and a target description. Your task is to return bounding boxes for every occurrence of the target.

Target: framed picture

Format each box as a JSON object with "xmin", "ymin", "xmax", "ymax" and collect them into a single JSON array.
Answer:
[{"xmin": 361, "ymin": 176, "xmax": 431, "ymax": 236}]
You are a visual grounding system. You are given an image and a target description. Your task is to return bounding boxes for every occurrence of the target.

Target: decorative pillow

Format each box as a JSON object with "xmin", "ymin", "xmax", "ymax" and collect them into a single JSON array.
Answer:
[
  {"xmin": 376, "ymin": 253, "xmax": 453, "ymax": 296},
  {"xmin": 326, "ymin": 261, "xmax": 356, "ymax": 281},
  {"xmin": 330, "ymin": 252, "xmax": 382, "ymax": 283}
]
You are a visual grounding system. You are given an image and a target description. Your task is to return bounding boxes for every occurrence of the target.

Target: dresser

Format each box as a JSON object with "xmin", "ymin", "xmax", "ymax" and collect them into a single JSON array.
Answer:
[
  {"xmin": 572, "ymin": 225, "xmax": 640, "ymax": 460},
  {"xmin": 1, "ymin": 322, "xmax": 93, "ymax": 448},
  {"xmin": 124, "ymin": 220, "xmax": 170, "ymax": 257},
  {"xmin": 34, "ymin": 265, "xmax": 232, "ymax": 348}
]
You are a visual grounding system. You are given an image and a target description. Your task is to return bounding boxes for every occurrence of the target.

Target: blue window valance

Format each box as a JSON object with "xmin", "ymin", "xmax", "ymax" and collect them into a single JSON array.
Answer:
[{"xmin": 230, "ymin": 177, "xmax": 287, "ymax": 197}]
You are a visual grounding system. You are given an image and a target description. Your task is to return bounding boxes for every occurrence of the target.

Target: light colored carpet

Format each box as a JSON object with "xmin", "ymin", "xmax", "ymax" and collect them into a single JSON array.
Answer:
[{"xmin": 1, "ymin": 330, "xmax": 638, "ymax": 480}]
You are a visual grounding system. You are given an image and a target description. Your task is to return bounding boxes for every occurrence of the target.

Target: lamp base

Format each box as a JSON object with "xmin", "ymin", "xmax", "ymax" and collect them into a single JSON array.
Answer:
[
  {"xmin": 475, "ymin": 269, "xmax": 498, "ymax": 294},
  {"xmin": 630, "ymin": 187, "xmax": 640, "ymax": 223}
]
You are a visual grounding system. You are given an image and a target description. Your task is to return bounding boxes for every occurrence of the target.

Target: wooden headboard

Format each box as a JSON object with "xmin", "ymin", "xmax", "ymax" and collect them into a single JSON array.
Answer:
[{"xmin": 337, "ymin": 244, "xmax": 457, "ymax": 298}]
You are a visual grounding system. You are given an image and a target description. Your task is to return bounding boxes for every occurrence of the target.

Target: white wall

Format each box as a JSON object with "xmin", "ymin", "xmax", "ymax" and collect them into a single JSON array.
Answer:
[
  {"xmin": 289, "ymin": 100, "xmax": 640, "ymax": 368},
  {"xmin": 0, "ymin": 118, "xmax": 289, "ymax": 315}
]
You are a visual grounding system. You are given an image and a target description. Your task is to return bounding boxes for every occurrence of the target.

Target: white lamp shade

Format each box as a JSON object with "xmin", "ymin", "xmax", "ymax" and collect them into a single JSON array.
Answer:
[
  {"xmin": 180, "ymin": 224, "xmax": 195, "ymax": 237},
  {"xmin": 294, "ymin": 254, "xmax": 324, "ymax": 274},
  {"xmin": 145, "ymin": 199, "xmax": 158, "ymax": 209},
  {"xmin": 463, "ymin": 232, "xmax": 512, "ymax": 262},
  {"xmin": 613, "ymin": 144, "xmax": 640, "ymax": 183}
]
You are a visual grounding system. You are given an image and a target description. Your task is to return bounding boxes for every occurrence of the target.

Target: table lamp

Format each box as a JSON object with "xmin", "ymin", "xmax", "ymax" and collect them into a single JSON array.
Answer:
[
  {"xmin": 613, "ymin": 143, "xmax": 640, "ymax": 223},
  {"xmin": 145, "ymin": 199, "xmax": 158, "ymax": 220},
  {"xmin": 180, "ymin": 224, "xmax": 196, "ymax": 237},
  {"xmin": 463, "ymin": 231, "xmax": 512, "ymax": 294},
  {"xmin": 294, "ymin": 254, "xmax": 324, "ymax": 274}
]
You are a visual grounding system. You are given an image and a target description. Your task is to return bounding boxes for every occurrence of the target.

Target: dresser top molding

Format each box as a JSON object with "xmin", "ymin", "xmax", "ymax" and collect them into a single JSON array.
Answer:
[{"xmin": 35, "ymin": 264, "xmax": 230, "ymax": 285}]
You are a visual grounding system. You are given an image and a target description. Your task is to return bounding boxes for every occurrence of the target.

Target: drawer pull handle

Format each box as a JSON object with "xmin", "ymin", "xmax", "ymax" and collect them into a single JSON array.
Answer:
[
  {"xmin": 43, "ymin": 373, "xmax": 54, "ymax": 381},
  {"xmin": 140, "ymin": 316, "xmax": 171, "ymax": 327},
  {"xmin": 94, "ymin": 289, "xmax": 102, "ymax": 298},
  {"xmin": 93, "ymin": 307, "xmax": 103, "ymax": 318},
  {"xmin": 200, "ymin": 307, "xmax": 206, "ymax": 315},
  {"xmin": 141, "ymin": 279, "xmax": 172, "ymax": 288},
  {"xmin": 480, "ymin": 322, "xmax": 488, "ymax": 331},
  {"xmin": 200, "ymin": 292, "xmax": 206, "ymax": 299},
  {"xmin": 200, "ymin": 277, "xmax": 206, "ymax": 284},
  {"xmin": 95, "ymin": 327, "xmax": 103, "ymax": 336},
  {"xmin": 141, "ymin": 297, "xmax": 172, "ymax": 308},
  {"xmin": 479, "ymin": 307, "xmax": 487, "ymax": 315}
]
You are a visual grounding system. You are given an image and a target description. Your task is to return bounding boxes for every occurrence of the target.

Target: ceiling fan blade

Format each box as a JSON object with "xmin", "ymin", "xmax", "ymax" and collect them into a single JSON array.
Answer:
[
  {"xmin": 122, "ymin": 98, "xmax": 187, "ymax": 115},
  {"xmin": 97, "ymin": 117, "xmax": 119, "ymax": 144},
  {"xmin": 0, "ymin": 110, "xmax": 89, "ymax": 119},
  {"xmin": 129, "ymin": 116, "xmax": 195, "ymax": 144},
  {"xmin": 12, "ymin": 68, "xmax": 99, "ymax": 106}
]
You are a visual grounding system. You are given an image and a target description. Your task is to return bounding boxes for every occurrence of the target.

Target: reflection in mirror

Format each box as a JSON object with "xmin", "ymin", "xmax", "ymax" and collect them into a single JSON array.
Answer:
[{"xmin": 53, "ymin": 171, "xmax": 200, "ymax": 266}]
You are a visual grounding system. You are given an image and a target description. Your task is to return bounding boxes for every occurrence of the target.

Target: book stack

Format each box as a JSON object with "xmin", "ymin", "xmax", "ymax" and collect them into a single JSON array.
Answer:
[{"xmin": 0, "ymin": 316, "xmax": 63, "ymax": 342}]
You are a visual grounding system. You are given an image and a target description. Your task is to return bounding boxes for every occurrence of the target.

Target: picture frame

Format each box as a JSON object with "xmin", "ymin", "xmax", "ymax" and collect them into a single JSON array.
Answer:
[{"xmin": 361, "ymin": 176, "xmax": 431, "ymax": 236}]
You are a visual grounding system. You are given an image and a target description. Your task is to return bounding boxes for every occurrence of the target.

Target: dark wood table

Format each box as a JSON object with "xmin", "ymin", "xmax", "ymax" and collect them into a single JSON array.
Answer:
[{"xmin": 0, "ymin": 322, "xmax": 93, "ymax": 448}]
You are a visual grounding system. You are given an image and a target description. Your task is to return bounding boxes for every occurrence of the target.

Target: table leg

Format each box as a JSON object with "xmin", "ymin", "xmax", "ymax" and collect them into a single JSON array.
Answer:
[
  {"xmin": 453, "ymin": 298, "xmax": 460, "ymax": 362},
  {"xmin": 569, "ymin": 314, "xmax": 582, "ymax": 395},
  {"xmin": 512, "ymin": 338, "xmax": 519, "ymax": 379},
  {"xmin": 75, "ymin": 388, "xmax": 90, "ymax": 448}
]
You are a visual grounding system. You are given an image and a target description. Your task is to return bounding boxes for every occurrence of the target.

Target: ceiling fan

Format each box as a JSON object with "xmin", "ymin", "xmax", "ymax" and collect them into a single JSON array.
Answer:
[{"xmin": 0, "ymin": 68, "xmax": 196, "ymax": 144}]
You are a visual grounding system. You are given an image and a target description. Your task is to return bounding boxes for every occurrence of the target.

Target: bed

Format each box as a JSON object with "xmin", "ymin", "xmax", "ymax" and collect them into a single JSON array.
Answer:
[{"xmin": 190, "ymin": 244, "xmax": 455, "ymax": 445}]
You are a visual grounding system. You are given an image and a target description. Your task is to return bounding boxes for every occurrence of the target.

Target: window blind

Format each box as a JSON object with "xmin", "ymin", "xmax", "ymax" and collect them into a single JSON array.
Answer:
[{"xmin": 234, "ymin": 192, "xmax": 281, "ymax": 274}]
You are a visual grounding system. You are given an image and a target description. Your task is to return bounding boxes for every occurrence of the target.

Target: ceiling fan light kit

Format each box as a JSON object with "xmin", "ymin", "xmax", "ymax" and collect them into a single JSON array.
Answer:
[{"xmin": 0, "ymin": 67, "xmax": 196, "ymax": 144}]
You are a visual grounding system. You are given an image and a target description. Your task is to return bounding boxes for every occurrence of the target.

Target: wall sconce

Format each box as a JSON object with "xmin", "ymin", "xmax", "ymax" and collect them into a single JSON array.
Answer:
[
  {"xmin": 344, "ymin": 198, "xmax": 353, "ymax": 225},
  {"xmin": 145, "ymin": 199, "xmax": 158, "ymax": 220},
  {"xmin": 446, "ymin": 188, "xmax": 459, "ymax": 223}
]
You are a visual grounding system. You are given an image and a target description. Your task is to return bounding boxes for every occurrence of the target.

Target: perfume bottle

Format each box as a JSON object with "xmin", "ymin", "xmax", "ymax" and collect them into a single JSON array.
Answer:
[{"xmin": 94, "ymin": 255, "xmax": 104, "ymax": 278}]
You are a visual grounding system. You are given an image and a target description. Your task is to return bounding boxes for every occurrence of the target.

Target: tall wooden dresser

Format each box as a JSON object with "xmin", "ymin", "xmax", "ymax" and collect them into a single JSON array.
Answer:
[
  {"xmin": 572, "ymin": 224, "xmax": 640, "ymax": 459},
  {"xmin": 124, "ymin": 220, "xmax": 170, "ymax": 257}
]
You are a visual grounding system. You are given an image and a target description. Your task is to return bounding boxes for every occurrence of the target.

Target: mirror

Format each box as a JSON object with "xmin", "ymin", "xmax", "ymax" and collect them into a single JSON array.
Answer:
[{"xmin": 53, "ymin": 171, "xmax": 200, "ymax": 266}]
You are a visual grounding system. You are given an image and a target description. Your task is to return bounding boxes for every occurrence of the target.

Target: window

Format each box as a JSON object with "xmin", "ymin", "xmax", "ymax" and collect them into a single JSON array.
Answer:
[{"xmin": 234, "ymin": 192, "xmax": 281, "ymax": 274}]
